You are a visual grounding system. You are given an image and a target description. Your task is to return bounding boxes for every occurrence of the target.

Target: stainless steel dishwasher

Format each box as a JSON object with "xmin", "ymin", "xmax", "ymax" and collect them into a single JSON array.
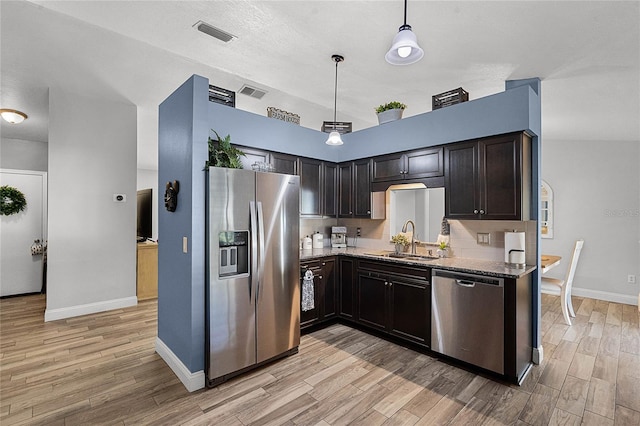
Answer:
[{"xmin": 431, "ymin": 269, "xmax": 504, "ymax": 375}]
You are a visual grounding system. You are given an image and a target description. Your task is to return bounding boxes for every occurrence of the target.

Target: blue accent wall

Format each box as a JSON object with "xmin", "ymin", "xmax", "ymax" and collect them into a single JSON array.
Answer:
[
  {"xmin": 158, "ymin": 75, "xmax": 208, "ymax": 373},
  {"xmin": 159, "ymin": 75, "xmax": 542, "ymax": 374},
  {"xmin": 208, "ymin": 83, "xmax": 539, "ymax": 163}
]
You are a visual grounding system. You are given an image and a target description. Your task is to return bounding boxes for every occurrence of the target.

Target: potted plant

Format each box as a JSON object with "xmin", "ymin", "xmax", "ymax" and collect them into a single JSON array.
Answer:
[
  {"xmin": 206, "ymin": 130, "xmax": 246, "ymax": 169},
  {"xmin": 391, "ymin": 233, "xmax": 410, "ymax": 254},
  {"xmin": 375, "ymin": 101, "xmax": 407, "ymax": 125},
  {"xmin": 437, "ymin": 240, "xmax": 449, "ymax": 258}
]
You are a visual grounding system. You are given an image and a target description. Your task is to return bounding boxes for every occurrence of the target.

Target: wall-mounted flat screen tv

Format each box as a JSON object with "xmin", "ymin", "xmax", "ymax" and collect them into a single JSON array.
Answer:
[{"xmin": 137, "ymin": 188, "xmax": 152, "ymax": 241}]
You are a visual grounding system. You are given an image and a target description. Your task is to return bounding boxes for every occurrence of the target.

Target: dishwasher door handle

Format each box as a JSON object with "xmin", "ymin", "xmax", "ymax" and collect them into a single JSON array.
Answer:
[{"xmin": 456, "ymin": 279, "xmax": 476, "ymax": 288}]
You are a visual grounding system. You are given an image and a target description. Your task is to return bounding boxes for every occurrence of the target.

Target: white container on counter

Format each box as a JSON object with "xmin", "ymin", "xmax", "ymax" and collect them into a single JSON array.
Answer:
[
  {"xmin": 302, "ymin": 235, "xmax": 312, "ymax": 250},
  {"xmin": 312, "ymin": 232, "xmax": 324, "ymax": 249}
]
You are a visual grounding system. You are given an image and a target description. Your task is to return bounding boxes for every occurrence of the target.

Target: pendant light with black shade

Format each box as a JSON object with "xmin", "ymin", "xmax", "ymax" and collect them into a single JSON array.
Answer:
[
  {"xmin": 385, "ymin": 0, "xmax": 424, "ymax": 65},
  {"xmin": 325, "ymin": 54, "xmax": 344, "ymax": 146}
]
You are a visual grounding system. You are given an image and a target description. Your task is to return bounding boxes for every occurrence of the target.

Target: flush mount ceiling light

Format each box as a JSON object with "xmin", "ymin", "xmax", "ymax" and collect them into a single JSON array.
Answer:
[
  {"xmin": 0, "ymin": 109, "xmax": 28, "ymax": 124},
  {"xmin": 326, "ymin": 54, "xmax": 345, "ymax": 146},
  {"xmin": 385, "ymin": 0, "xmax": 424, "ymax": 65}
]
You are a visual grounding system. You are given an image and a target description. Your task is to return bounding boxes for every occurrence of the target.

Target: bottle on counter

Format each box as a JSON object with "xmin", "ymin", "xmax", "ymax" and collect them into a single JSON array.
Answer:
[
  {"xmin": 312, "ymin": 232, "xmax": 324, "ymax": 249},
  {"xmin": 302, "ymin": 235, "xmax": 312, "ymax": 250}
]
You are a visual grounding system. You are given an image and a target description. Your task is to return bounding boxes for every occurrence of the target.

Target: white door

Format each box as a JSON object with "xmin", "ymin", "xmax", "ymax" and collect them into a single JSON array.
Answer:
[{"xmin": 0, "ymin": 170, "xmax": 47, "ymax": 297}]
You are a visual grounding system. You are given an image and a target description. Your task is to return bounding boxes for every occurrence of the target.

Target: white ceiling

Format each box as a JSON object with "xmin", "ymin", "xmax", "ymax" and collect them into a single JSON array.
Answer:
[{"xmin": 1, "ymin": 1, "xmax": 638, "ymax": 171}]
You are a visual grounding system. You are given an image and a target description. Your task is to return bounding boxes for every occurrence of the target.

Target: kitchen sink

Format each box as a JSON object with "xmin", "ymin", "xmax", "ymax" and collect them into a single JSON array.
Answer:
[{"xmin": 364, "ymin": 251, "xmax": 439, "ymax": 261}]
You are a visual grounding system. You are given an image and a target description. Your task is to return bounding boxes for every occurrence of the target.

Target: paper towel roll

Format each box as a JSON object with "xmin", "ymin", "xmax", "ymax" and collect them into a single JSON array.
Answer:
[{"xmin": 505, "ymin": 231, "xmax": 525, "ymax": 266}]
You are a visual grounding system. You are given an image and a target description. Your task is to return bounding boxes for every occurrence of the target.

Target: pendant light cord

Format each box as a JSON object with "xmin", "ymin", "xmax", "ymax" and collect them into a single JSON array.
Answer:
[
  {"xmin": 333, "ymin": 60, "xmax": 338, "ymax": 123},
  {"xmin": 404, "ymin": 0, "xmax": 407, "ymax": 26}
]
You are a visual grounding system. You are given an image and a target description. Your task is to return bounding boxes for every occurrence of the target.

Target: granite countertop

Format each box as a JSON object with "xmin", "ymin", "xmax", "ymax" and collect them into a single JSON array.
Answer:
[{"xmin": 300, "ymin": 247, "xmax": 536, "ymax": 279}]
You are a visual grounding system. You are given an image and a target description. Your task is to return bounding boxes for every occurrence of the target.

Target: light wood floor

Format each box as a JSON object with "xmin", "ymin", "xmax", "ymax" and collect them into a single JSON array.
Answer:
[{"xmin": 1, "ymin": 293, "xmax": 638, "ymax": 425}]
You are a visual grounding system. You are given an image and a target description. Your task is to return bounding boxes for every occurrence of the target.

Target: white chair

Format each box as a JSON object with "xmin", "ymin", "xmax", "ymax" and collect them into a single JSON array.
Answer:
[{"xmin": 541, "ymin": 240, "xmax": 584, "ymax": 325}]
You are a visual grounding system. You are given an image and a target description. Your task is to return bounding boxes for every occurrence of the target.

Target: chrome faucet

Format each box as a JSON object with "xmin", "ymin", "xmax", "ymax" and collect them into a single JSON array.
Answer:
[{"xmin": 401, "ymin": 220, "xmax": 417, "ymax": 254}]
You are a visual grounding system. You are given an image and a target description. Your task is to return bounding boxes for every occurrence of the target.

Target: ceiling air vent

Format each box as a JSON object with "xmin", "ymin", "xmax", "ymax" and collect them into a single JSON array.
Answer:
[
  {"xmin": 238, "ymin": 85, "xmax": 267, "ymax": 100},
  {"xmin": 193, "ymin": 20, "xmax": 236, "ymax": 43}
]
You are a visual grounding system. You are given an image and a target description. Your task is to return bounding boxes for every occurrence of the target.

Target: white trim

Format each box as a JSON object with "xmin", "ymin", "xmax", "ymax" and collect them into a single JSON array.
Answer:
[
  {"xmin": 155, "ymin": 337, "xmax": 205, "ymax": 392},
  {"xmin": 532, "ymin": 346, "xmax": 543, "ymax": 365},
  {"xmin": 569, "ymin": 288, "xmax": 638, "ymax": 306},
  {"xmin": 44, "ymin": 296, "xmax": 137, "ymax": 322}
]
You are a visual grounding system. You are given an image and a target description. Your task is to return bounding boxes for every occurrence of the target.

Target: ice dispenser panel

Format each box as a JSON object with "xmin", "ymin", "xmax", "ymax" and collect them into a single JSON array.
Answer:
[{"xmin": 218, "ymin": 231, "xmax": 249, "ymax": 278}]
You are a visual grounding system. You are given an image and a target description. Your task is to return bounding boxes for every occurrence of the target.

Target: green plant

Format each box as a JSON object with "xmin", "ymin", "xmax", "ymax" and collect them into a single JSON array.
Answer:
[
  {"xmin": 391, "ymin": 233, "xmax": 410, "ymax": 246},
  {"xmin": 438, "ymin": 240, "xmax": 448, "ymax": 250},
  {"xmin": 207, "ymin": 130, "xmax": 246, "ymax": 169},
  {"xmin": 375, "ymin": 101, "xmax": 407, "ymax": 114},
  {"xmin": 0, "ymin": 185, "xmax": 27, "ymax": 216}
]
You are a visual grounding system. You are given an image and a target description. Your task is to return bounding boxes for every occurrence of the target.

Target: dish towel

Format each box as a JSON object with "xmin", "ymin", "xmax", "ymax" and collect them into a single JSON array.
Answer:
[{"xmin": 302, "ymin": 269, "xmax": 315, "ymax": 312}]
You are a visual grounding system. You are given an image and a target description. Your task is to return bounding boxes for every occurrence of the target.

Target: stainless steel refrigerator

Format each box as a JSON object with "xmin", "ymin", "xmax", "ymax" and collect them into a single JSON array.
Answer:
[{"xmin": 206, "ymin": 167, "xmax": 300, "ymax": 387}]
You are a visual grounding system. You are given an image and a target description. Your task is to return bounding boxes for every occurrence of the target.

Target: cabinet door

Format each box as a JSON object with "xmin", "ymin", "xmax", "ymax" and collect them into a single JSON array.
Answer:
[
  {"xmin": 300, "ymin": 265, "xmax": 321, "ymax": 328},
  {"xmin": 372, "ymin": 153, "xmax": 405, "ymax": 182},
  {"xmin": 299, "ymin": 158, "xmax": 322, "ymax": 216},
  {"xmin": 339, "ymin": 257, "xmax": 356, "ymax": 319},
  {"xmin": 388, "ymin": 278, "xmax": 430, "ymax": 345},
  {"xmin": 444, "ymin": 141, "xmax": 479, "ymax": 219},
  {"xmin": 480, "ymin": 134, "xmax": 522, "ymax": 220},
  {"xmin": 237, "ymin": 146, "xmax": 269, "ymax": 170},
  {"xmin": 271, "ymin": 152, "xmax": 298, "ymax": 175},
  {"xmin": 320, "ymin": 258, "xmax": 337, "ymax": 319},
  {"xmin": 338, "ymin": 163, "xmax": 353, "ymax": 217},
  {"xmin": 405, "ymin": 147, "xmax": 444, "ymax": 179},
  {"xmin": 323, "ymin": 162, "xmax": 337, "ymax": 217},
  {"xmin": 353, "ymin": 159, "xmax": 372, "ymax": 217},
  {"xmin": 357, "ymin": 272, "xmax": 387, "ymax": 331}
]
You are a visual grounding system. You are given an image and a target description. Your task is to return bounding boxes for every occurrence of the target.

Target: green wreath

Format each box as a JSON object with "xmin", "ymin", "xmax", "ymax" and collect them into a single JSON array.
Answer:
[{"xmin": 0, "ymin": 185, "xmax": 27, "ymax": 216}]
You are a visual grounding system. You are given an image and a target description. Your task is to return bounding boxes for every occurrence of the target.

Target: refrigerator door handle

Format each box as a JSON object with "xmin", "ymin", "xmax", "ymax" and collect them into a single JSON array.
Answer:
[
  {"xmin": 249, "ymin": 201, "xmax": 258, "ymax": 300},
  {"xmin": 256, "ymin": 201, "xmax": 266, "ymax": 300}
]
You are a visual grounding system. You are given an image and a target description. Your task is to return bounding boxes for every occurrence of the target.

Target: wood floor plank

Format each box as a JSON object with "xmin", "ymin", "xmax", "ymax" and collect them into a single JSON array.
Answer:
[{"xmin": 1, "ymin": 293, "xmax": 638, "ymax": 426}]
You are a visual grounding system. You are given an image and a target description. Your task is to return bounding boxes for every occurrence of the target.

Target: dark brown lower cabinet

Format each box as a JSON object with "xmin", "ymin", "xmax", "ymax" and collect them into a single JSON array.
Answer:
[
  {"xmin": 356, "ymin": 260, "xmax": 430, "ymax": 346},
  {"xmin": 338, "ymin": 257, "xmax": 356, "ymax": 320},
  {"xmin": 300, "ymin": 257, "xmax": 336, "ymax": 330}
]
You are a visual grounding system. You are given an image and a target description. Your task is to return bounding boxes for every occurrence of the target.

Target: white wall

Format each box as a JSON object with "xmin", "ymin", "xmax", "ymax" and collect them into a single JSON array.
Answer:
[
  {"xmin": 137, "ymin": 168, "xmax": 159, "ymax": 240},
  {"xmin": 541, "ymin": 139, "xmax": 640, "ymax": 305},
  {"xmin": 0, "ymin": 138, "xmax": 48, "ymax": 171},
  {"xmin": 45, "ymin": 88, "xmax": 138, "ymax": 320}
]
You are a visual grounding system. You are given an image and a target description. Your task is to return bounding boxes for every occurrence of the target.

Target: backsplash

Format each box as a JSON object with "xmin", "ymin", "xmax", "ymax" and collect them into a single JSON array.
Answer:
[
  {"xmin": 300, "ymin": 198, "xmax": 537, "ymax": 265},
  {"xmin": 447, "ymin": 220, "xmax": 537, "ymax": 264}
]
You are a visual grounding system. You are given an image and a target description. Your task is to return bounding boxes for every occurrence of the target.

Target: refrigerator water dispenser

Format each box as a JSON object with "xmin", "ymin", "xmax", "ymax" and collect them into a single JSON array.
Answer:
[{"xmin": 218, "ymin": 231, "xmax": 249, "ymax": 278}]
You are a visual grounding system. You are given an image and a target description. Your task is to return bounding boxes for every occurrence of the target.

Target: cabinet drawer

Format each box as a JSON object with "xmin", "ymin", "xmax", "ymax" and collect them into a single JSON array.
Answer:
[{"xmin": 357, "ymin": 260, "xmax": 429, "ymax": 282}]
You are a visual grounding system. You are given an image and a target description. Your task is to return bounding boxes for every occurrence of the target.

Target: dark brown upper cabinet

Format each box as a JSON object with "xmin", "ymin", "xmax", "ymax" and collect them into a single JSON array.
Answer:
[
  {"xmin": 444, "ymin": 132, "xmax": 531, "ymax": 220},
  {"xmin": 236, "ymin": 146, "xmax": 297, "ymax": 175},
  {"xmin": 299, "ymin": 157, "xmax": 337, "ymax": 217},
  {"xmin": 372, "ymin": 147, "xmax": 443, "ymax": 183},
  {"xmin": 271, "ymin": 152, "xmax": 298, "ymax": 175},
  {"xmin": 338, "ymin": 159, "xmax": 374, "ymax": 218}
]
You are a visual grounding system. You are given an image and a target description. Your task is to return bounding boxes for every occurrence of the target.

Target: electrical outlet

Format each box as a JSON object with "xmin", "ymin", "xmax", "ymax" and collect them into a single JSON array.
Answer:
[
  {"xmin": 477, "ymin": 233, "xmax": 490, "ymax": 245},
  {"xmin": 112, "ymin": 193, "xmax": 126, "ymax": 203},
  {"xmin": 628, "ymin": 275, "xmax": 636, "ymax": 284},
  {"xmin": 356, "ymin": 227, "xmax": 361, "ymax": 237}
]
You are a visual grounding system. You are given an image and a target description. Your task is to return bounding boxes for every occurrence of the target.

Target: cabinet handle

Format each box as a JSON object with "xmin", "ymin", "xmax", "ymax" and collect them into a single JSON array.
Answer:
[
  {"xmin": 479, "ymin": 209, "xmax": 485, "ymax": 214},
  {"xmin": 389, "ymin": 282, "xmax": 393, "ymax": 287},
  {"xmin": 384, "ymin": 281, "xmax": 388, "ymax": 286},
  {"xmin": 319, "ymin": 276, "xmax": 323, "ymax": 279},
  {"xmin": 322, "ymin": 262, "xmax": 326, "ymax": 266},
  {"xmin": 367, "ymin": 210, "xmax": 371, "ymax": 214},
  {"xmin": 473, "ymin": 209, "xmax": 479, "ymax": 214},
  {"xmin": 350, "ymin": 211, "xmax": 353, "ymax": 215}
]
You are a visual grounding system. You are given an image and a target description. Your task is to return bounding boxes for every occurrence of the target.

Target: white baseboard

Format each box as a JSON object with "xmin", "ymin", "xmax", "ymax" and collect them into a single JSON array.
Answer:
[
  {"xmin": 569, "ymin": 288, "xmax": 638, "ymax": 306},
  {"xmin": 44, "ymin": 296, "xmax": 138, "ymax": 322},
  {"xmin": 532, "ymin": 346, "xmax": 543, "ymax": 365},
  {"xmin": 155, "ymin": 337, "xmax": 205, "ymax": 392}
]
